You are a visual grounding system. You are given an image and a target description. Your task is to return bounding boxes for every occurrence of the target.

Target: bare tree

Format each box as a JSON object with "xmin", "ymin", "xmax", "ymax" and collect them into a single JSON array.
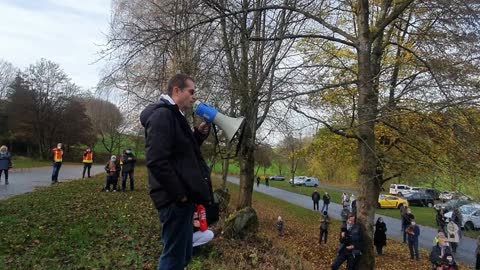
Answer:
[{"xmin": 0, "ymin": 60, "xmax": 17, "ymax": 100}]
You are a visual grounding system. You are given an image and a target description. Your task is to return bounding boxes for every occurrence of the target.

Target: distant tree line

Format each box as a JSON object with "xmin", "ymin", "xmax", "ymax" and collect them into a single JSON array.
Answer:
[{"xmin": 0, "ymin": 58, "xmax": 124, "ymax": 161}]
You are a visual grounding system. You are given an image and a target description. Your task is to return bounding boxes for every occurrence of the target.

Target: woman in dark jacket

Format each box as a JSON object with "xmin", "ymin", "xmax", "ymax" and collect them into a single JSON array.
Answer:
[
  {"xmin": 374, "ymin": 217, "xmax": 387, "ymax": 255},
  {"xmin": 0, "ymin": 145, "xmax": 12, "ymax": 185}
]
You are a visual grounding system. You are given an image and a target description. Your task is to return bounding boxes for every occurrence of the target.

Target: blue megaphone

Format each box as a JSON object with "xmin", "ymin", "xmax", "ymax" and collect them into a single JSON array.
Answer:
[{"xmin": 194, "ymin": 101, "xmax": 245, "ymax": 142}]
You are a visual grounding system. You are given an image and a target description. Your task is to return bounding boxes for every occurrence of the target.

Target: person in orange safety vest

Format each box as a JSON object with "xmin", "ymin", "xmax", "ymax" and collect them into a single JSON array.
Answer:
[
  {"xmin": 51, "ymin": 143, "xmax": 63, "ymax": 184},
  {"xmin": 82, "ymin": 147, "xmax": 94, "ymax": 178}
]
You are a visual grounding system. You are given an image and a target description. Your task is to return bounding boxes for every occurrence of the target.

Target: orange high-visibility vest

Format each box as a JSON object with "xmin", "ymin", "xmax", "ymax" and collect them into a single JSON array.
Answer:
[
  {"xmin": 83, "ymin": 151, "xmax": 93, "ymax": 163},
  {"xmin": 52, "ymin": 148, "xmax": 63, "ymax": 162}
]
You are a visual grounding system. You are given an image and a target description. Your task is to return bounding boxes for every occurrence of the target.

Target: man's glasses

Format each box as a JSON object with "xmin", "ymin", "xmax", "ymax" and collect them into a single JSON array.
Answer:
[{"xmin": 182, "ymin": 88, "xmax": 195, "ymax": 95}]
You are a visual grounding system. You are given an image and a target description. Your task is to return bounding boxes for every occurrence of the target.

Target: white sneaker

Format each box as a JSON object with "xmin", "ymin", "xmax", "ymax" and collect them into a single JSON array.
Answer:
[
  {"xmin": 113, "ymin": 190, "xmax": 117, "ymax": 192},
  {"xmin": 106, "ymin": 190, "xmax": 109, "ymax": 192}
]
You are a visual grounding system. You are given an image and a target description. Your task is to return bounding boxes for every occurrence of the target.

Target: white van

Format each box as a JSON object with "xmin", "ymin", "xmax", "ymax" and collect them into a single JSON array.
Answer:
[{"xmin": 389, "ymin": 184, "xmax": 411, "ymax": 196}]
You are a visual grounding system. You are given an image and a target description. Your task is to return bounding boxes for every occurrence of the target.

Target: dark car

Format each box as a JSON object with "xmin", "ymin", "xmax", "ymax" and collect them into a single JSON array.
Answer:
[
  {"xmin": 403, "ymin": 193, "xmax": 435, "ymax": 207},
  {"xmin": 269, "ymin": 175, "xmax": 285, "ymax": 181},
  {"xmin": 434, "ymin": 199, "xmax": 472, "ymax": 212},
  {"xmin": 417, "ymin": 188, "xmax": 440, "ymax": 200}
]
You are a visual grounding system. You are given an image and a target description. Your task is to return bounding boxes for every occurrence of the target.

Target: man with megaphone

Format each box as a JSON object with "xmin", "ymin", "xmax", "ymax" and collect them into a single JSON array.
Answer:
[{"xmin": 140, "ymin": 74, "xmax": 213, "ymax": 270}]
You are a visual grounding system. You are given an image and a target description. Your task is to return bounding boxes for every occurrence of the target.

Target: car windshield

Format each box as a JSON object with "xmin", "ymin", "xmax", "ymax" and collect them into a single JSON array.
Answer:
[{"xmin": 460, "ymin": 205, "xmax": 478, "ymax": 215}]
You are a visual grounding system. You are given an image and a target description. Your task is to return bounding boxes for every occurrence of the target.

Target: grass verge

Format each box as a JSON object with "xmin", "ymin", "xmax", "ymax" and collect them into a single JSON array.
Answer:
[{"xmin": 0, "ymin": 169, "xmax": 470, "ymax": 269}]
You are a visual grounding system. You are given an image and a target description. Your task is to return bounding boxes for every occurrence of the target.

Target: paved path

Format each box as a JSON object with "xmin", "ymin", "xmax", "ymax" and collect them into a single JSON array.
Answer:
[
  {"xmin": 227, "ymin": 176, "xmax": 476, "ymax": 267},
  {"xmin": 0, "ymin": 165, "xmax": 104, "ymax": 200}
]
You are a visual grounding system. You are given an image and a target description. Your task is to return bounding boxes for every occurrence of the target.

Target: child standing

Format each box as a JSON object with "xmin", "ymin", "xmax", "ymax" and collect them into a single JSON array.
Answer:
[
  {"xmin": 104, "ymin": 155, "xmax": 120, "ymax": 192},
  {"xmin": 276, "ymin": 216, "xmax": 284, "ymax": 236}
]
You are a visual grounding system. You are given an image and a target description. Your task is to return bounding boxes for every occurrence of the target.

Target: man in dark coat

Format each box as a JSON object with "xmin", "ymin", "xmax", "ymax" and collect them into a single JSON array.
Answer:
[
  {"xmin": 332, "ymin": 214, "xmax": 364, "ymax": 270},
  {"xmin": 312, "ymin": 190, "xmax": 320, "ymax": 211},
  {"xmin": 121, "ymin": 149, "xmax": 137, "ymax": 192},
  {"xmin": 140, "ymin": 74, "xmax": 212, "ymax": 270},
  {"xmin": 321, "ymin": 191, "xmax": 331, "ymax": 213}
]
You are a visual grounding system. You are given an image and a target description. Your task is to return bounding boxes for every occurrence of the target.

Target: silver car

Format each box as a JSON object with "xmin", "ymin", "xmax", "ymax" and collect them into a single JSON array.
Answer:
[{"xmin": 444, "ymin": 203, "xmax": 480, "ymax": 230}]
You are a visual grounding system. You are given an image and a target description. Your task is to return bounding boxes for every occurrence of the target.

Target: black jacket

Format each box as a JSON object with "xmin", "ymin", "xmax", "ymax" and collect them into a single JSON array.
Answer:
[
  {"xmin": 374, "ymin": 221, "xmax": 387, "ymax": 247},
  {"xmin": 312, "ymin": 192, "xmax": 320, "ymax": 202},
  {"xmin": 121, "ymin": 153, "xmax": 136, "ymax": 172},
  {"xmin": 430, "ymin": 244, "xmax": 457, "ymax": 269},
  {"xmin": 140, "ymin": 99, "xmax": 212, "ymax": 209}
]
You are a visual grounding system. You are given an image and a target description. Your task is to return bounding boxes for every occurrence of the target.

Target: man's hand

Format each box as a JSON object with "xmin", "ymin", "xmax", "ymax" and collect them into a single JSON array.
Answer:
[
  {"xmin": 198, "ymin": 122, "xmax": 210, "ymax": 135},
  {"xmin": 346, "ymin": 245, "xmax": 354, "ymax": 250},
  {"xmin": 179, "ymin": 196, "xmax": 188, "ymax": 203}
]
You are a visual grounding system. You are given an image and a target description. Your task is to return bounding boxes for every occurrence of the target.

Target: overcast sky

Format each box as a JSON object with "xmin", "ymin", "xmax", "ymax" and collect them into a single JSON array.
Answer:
[{"xmin": 0, "ymin": 0, "xmax": 111, "ymax": 90}]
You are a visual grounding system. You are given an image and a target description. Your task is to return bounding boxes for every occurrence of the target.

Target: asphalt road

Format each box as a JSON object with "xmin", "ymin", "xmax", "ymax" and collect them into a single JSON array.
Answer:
[
  {"xmin": 227, "ymin": 176, "xmax": 477, "ymax": 268},
  {"xmin": 0, "ymin": 165, "xmax": 105, "ymax": 200}
]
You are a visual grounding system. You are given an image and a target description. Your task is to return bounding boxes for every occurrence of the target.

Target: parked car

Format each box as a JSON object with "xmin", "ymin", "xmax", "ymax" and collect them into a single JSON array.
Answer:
[
  {"xmin": 389, "ymin": 184, "xmax": 412, "ymax": 196},
  {"xmin": 417, "ymin": 188, "xmax": 440, "ymax": 200},
  {"xmin": 269, "ymin": 175, "xmax": 285, "ymax": 181},
  {"xmin": 434, "ymin": 199, "xmax": 471, "ymax": 212},
  {"xmin": 303, "ymin": 177, "xmax": 319, "ymax": 187},
  {"xmin": 403, "ymin": 193, "xmax": 434, "ymax": 207},
  {"xmin": 439, "ymin": 191, "xmax": 472, "ymax": 202},
  {"xmin": 378, "ymin": 194, "xmax": 409, "ymax": 209},
  {"xmin": 444, "ymin": 203, "xmax": 480, "ymax": 230},
  {"xmin": 289, "ymin": 176, "xmax": 307, "ymax": 185}
]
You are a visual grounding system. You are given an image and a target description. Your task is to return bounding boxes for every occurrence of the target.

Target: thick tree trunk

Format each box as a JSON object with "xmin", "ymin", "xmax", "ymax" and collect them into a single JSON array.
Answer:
[{"xmin": 356, "ymin": 1, "xmax": 380, "ymax": 269}]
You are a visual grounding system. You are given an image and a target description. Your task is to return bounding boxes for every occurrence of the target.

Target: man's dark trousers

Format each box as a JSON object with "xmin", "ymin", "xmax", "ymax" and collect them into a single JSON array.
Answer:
[
  {"xmin": 313, "ymin": 201, "xmax": 319, "ymax": 211},
  {"xmin": 331, "ymin": 251, "xmax": 360, "ymax": 270},
  {"xmin": 122, "ymin": 171, "xmax": 135, "ymax": 191},
  {"xmin": 158, "ymin": 202, "xmax": 195, "ymax": 270},
  {"xmin": 51, "ymin": 162, "xmax": 62, "ymax": 183}
]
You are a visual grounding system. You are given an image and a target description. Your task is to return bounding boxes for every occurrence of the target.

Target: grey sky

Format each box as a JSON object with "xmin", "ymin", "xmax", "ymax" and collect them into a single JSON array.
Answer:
[{"xmin": 0, "ymin": 0, "xmax": 111, "ymax": 89}]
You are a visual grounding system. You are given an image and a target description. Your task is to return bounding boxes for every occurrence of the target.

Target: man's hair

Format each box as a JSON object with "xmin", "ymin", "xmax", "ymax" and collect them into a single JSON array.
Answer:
[{"xmin": 167, "ymin": 74, "xmax": 194, "ymax": 96}]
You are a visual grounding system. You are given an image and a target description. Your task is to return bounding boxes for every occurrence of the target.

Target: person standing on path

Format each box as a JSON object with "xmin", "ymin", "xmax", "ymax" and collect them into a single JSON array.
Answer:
[
  {"xmin": 319, "ymin": 210, "xmax": 330, "ymax": 244},
  {"xmin": 312, "ymin": 190, "xmax": 320, "ymax": 211},
  {"xmin": 121, "ymin": 149, "xmax": 137, "ymax": 192},
  {"xmin": 140, "ymin": 74, "xmax": 213, "ymax": 270},
  {"xmin": 406, "ymin": 218, "xmax": 420, "ymax": 261},
  {"xmin": 374, "ymin": 217, "xmax": 387, "ymax": 255},
  {"xmin": 256, "ymin": 176, "xmax": 260, "ymax": 187},
  {"xmin": 50, "ymin": 143, "xmax": 63, "ymax": 184},
  {"xmin": 402, "ymin": 207, "xmax": 414, "ymax": 243},
  {"xmin": 265, "ymin": 176, "xmax": 269, "ymax": 187},
  {"xmin": 82, "ymin": 147, "xmax": 94, "ymax": 178},
  {"xmin": 446, "ymin": 218, "xmax": 460, "ymax": 253},
  {"xmin": 0, "ymin": 145, "xmax": 12, "ymax": 185},
  {"xmin": 321, "ymin": 191, "xmax": 331, "ymax": 213},
  {"xmin": 341, "ymin": 192, "xmax": 349, "ymax": 207}
]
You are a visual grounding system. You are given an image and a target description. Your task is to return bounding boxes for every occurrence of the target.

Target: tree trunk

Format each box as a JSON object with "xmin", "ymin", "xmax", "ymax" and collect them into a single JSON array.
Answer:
[
  {"xmin": 356, "ymin": 1, "xmax": 380, "ymax": 269},
  {"xmin": 221, "ymin": 158, "xmax": 229, "ymax": 191},
  {"xmin": 236, "ymin": 112, "xmax": 256, "ymax": 209}
]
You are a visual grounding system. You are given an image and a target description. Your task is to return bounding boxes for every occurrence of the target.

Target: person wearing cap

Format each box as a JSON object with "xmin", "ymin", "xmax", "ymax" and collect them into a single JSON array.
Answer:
[
  {"xmin": 430, "ymin": 234, "xmax": 457, "ymax": 269},
  {"xmin": 331, "ymin": 213, "xmax": 364, "ymax": 270},
  {"xmin": 406, "ymin": 218, "xmax": 420, "ymax": 261},
  {"xmin": 104, "ymin": 155, "xmax": 121, "ymax": 192},
  {"xmin": 120, "ymin": 149, "xmax": 137, "ymax": 192},
  {"xmin": 319, "ymin": 210, "xmax": 330, "ymax": 244},
  {"xmin": 82, "ymin": 147, "xmax": 94, "ymax": 178}
]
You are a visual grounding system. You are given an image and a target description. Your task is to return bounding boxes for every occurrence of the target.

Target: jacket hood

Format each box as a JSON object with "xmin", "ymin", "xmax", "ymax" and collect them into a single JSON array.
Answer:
[{"xmin": 140, "ymin": 99, "xmax": 176, "ymax": 127}]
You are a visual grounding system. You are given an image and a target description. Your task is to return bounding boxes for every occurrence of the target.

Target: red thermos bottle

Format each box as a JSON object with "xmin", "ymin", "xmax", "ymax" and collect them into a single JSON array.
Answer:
[{"xmin": 197, "ymin": 204, "xmax": 208, "ymax": 232}]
